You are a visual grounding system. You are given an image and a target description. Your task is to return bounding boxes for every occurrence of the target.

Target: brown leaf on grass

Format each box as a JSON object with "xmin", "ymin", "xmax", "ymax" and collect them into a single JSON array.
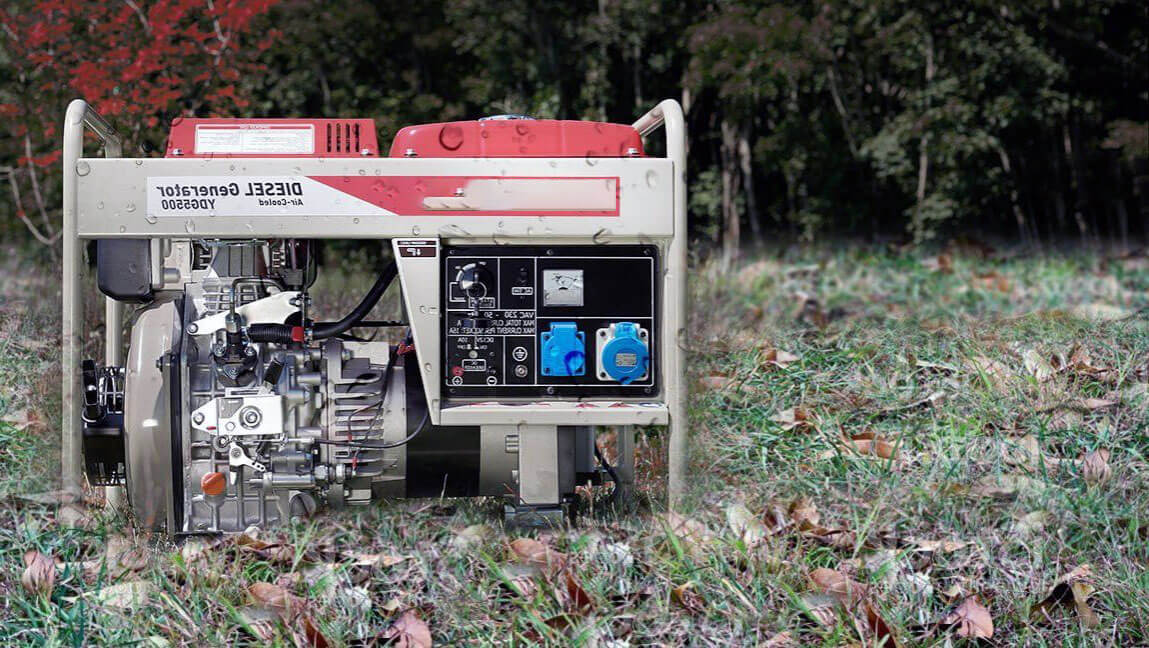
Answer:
[
  {"xmin": 699, "ymin": 375, "xmax": 732, "ymax": 391},
  {"xmin": 844, "ymin": 431, "xmax": 897, "ymax": 460},
  {"xmin": 807, "ymin": 568, "xmax": 898, "ymax": 645},
  {"xmin": 380, "ymin": 609, "xmax": 433, "ymax": 648},
  {"xmin": 564, "ymin": 572, "xmax": 594, "ymax": 614},
  {"xmin": 761, "ymin": 631, "xmax": 796, "ymax": 647},
  {"xmin": 248, "ymin": 582, "xmax": 331, "ymax": 648},
  {"xmin": 759, "ymin": 347, "xmax": 800, "ymax": 370},
  {"xmin": 724, "ymin": 501, "xmax": 768, "ymax": 547},
  {"xmin": 1071, "ymin": 303, "xmax": 1132, "ymax": 321},
  {"xmin": 974, "ymin": 271, "xmax": 1011, "ymax": 293},
  {"xmin": 1079, "ymin": 398, "xmax": 1116, "ymax": 410},
  {"xmin": 349, "ymin": 552, "xmax": 409, "ymax": 569},
  {"xmin": 941, "ymin": 596, "xmax": 994, "ymax": 638},
  {"xmin": 1081, "ymin": 449, "xmax": 1112, "ymax": 486},
  {"xmin": 966, "ymin": 355, "xmax": 1011, "ymax": 388},
  {"xmin": 508, "ymin": 538, "xmax": 567, "ymax": 572},
  {"xmin": 670, "ymin": 581, "xmax": 705, "ymax": 614},
  {"xmin": 809, "ymin": 568, "xmax": 870, "ymax": 607},
  {"xmin": 909, "ymin": 538, "xmax": 971, "ymax": 554},
  {"xmin": 1032, "ymin": 565, "xmax": 1100, "ymax": 628},
  {"xmin": 1011, "ymin": 510, "xmax": 1051, "ymax": 538},
  {"xmin": 1021, "ymin": 348, "xmax": 1056, "ymax": 382},
  {"xmin": 1002, "ymin": 435, "xmax": 1062, "ymax": 471},
  {"xmin": 800, "ymin": 592, "xmax": 841, "ymax": 628},
  {"xmin": 921, "ymin": 254, "xmax": 953, "ymax": 274},
  {"xmin": 659, "ymin": 512, "xmax": 714, "ymax": 557},
  {"xmin": 86, "ymin": 580, "xmax": 154, "ymax": 609},
  {"xmin": 788, "ymin": 497, "xmax": 821, "ymax": 529},
  {"xmin": 792, "ymin": 291, "xmax": 829, "ymax": 329},
  {"xmin": 235, "ymin": 533, "xmax": 296, "ymax": 564},
  {"xmin": 965, "ymin": 473, "xmax": 1048, "ymax": 499},
  {"xmin": 449, "ymin": 524, "xmax": 492, "ymax": 551},
  {"xmin": 21, "ymin": 550, "xmax": 55, "ymax": 596},
  {"xmin": 772, "ymin": 407, "xmax": 816, "ymax": 433}
]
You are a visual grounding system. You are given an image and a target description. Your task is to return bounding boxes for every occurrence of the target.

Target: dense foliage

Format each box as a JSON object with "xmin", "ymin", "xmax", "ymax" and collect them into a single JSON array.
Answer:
[{"xmin": 1, "ymin": 0, "xmax": 1145, "ymax": 251}]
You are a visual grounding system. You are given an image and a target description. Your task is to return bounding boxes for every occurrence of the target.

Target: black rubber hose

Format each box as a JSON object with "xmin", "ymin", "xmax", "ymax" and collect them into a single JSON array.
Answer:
[
  {"xmin": 247, "ymin": 323, "xmax": 296, "ymax": 344},
  {"xmin": 311, "ymin": 260, "xmax": 398, "ymax": 340},
  {"xmin": 245, "ymin": 260, "xmax": 398, "ymax": 343}
]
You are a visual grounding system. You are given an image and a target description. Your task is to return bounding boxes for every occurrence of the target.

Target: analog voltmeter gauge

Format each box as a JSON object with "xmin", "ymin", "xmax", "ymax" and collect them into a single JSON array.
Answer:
[{"xmin": 542, "ymin": 269, "xmax": 584, "ymax": 306}]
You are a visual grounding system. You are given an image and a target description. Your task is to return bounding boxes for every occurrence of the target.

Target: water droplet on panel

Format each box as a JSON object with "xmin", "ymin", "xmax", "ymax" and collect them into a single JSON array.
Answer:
[
  {"xmin": 118, "ymin": 225, "xmax": 126, "ymax": 232},
  {"xmin": 75, "ymin": 161, "xmax": 90, "ymax": 176},
  {"xmin": 125, "ymin": 202, "xmax": 136, "ymax": 213},
  {"xmin": 353, "ymin": 217, "xmax": 360, "ymax": 224},
  {"xmin": 145, "ymin": 213, "xmax": 158, "ymax": 224},
  {"xmin": 411, "ymin": 226, "xmax": 421, "ymax": 235},
  {"xmin": 184, "ymin": 219, "xmax": 196, "ymax": 233},
  {"xmin": 645, "ymin": 170, "xmax": 659, "ymax": 188},
  {"xmin": 96, "ymin": 201, "xmax": 104, "ymax": 210}
]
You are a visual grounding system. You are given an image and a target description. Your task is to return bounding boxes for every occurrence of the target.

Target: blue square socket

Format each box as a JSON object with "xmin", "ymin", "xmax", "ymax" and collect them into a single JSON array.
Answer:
[
  {"xmin": 600, "ymin": 322, "xmax": 649, "ymax": 384},
  {"xmin": 540, "ymin": 322, "xmax": 586, "ymax": 376}
]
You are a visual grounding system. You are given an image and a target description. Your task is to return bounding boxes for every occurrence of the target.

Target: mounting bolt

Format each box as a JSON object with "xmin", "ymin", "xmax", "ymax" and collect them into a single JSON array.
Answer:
[
  {"xmin": 171, "ymin": 148, "xmax": 184, "ymax": 156},
  {"xmin": 187, "ymin": 323, "xmax": 198, "ymax": 334},
  {"xmin": 403, "ymin": 148, "xmax": 417, "ymax": 157},
  {"xmin": 192, "ymin": 412, "xmax": 205, "ymax": 425},
  {"xmin": 626, "ymin": 147, "xmax": 640, "ymax": 156}
]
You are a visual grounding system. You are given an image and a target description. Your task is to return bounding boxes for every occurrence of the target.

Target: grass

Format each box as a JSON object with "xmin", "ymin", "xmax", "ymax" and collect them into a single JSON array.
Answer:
[{"xmin": 1, "ymin": 241, "xmax": 1147, "ymax": 646}]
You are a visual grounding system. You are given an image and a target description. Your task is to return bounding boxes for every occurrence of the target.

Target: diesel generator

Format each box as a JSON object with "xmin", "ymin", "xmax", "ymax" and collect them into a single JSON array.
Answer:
[{"xmin": 60, "ymin": 99, "xmax": 687, "ymax": 534}]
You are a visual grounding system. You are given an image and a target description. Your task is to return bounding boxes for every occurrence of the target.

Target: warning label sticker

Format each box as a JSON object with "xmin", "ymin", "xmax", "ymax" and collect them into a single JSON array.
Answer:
[
  {"xmin": 194, "ymin": 124, "xmax": 314, "ymax": 155},
  {"xmin": 146, "ymin": 176, "xmax": 391, "ymax": 218}
]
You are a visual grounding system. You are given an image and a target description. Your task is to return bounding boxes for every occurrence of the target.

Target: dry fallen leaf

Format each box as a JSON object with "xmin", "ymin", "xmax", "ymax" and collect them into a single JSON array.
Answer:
[
  {"xmin": 508, "ymin": 537, "xmax": 567, "ymax": 572},
  {"xmin": 1032, "ymin": 564, "xmax": 1099, "ymax": 628},
  {"xmin": 381, "ymin": 609, "xmax": 433, "ymax": 648},
  {"xmin": 1011, "ymin": 510, "xmax": 1051, "ymax": 538},
  {"xmin": 921, "ymin": 254, "xmax": 953, "ymax": 274},
  {"xmin": 966, "ymin": 355, "xmax": 1011, "ymax": 388},
  {"xmin": 724, "ymin": 501, "xmax": 768, "ymax": 547},
  {"xmin": 941, "ymin": 596, "xmax": 994, "ymax": 638},
  {"xmin": 844, "ymin": 431, "xmax": 897, "ymax": 460},
  {"xmin": 761, "ymin": 630, "xmax": 796, "ymax": 647},
  {"xmin": 910, "ymin": 538, "xmax": 970, "ymax": 554},
  {"xmin": 1079, "ymin": 398, "xmax": 1116, "ymax": 411},
  {"xmin": 788, "ymin": 497, "xmax": 820, "ymax": 529},
  {"xmin": 809, "ymin": 567, "xmax": 869, "ymax": 607},
  {"xmin": 1021, "ymin": 348, "xmax": 1055, "ymax": 381},
  {"xmin": 966, "ymin": 473, "xmax": 1048, "ymax": 499},
  {"xmin": 759, "ymin": 347, "xmax": 800, "ymax": 370},
  {"xmin": 1081, "ymin": 449, "xmax": 1111, "ymax": 486},
  {"xmin": 772, "ymin": 407, "xmax": 816, "ymax": 433},
  {"xmin": 670, "ymin": 581, "xmax": 705, "ymax": 614},
  {"xmin": 449, "ymin": 524, "xmax": 492, "ymax": 551},
  {"xmin": 21, "ymin": 550, "xmax": 55, "ymax": 596},
  {"xmin": 660, "ymin": 512, "xmax": 714, "ymax": 557},
  {"xmin": 87, "ymin": 580, "xmax": 153, "ymax": 609},
  {"xmin": 699, "ymin": 375, "xmax": 733, "ymax": 391}
]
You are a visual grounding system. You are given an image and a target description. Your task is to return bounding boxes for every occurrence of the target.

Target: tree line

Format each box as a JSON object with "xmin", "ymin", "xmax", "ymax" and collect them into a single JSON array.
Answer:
[{"xmin": 2, "ymin": 0, "xmax": 1145, "ymax": 257}]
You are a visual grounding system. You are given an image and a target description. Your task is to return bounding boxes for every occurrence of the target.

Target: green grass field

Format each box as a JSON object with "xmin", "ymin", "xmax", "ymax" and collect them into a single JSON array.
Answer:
[{"xmin": 1, "ymin": 242, "xmax": 1146, "ymax": 646}]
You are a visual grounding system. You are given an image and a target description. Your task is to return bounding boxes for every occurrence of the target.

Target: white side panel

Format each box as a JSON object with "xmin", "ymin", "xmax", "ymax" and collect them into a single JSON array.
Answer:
[
  {"xmin": 392, "ymin": 238, "xmax": 442, "ymax": 424},
  {"xmin": 75, "ymin": 157, "xmax": 674, "ymax": 239}
]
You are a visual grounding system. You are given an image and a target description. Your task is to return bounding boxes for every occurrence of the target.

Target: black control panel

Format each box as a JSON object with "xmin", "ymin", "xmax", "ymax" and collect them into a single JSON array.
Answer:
[{"xmin": 441, "ymin": 245, "xmax": 658, "ymax": 398}]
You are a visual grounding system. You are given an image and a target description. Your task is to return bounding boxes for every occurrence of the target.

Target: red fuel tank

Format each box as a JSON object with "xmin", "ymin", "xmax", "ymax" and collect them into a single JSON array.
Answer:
[{"xmin": 389, "ymin": 118, "xmax": 644, "ymax": 158}]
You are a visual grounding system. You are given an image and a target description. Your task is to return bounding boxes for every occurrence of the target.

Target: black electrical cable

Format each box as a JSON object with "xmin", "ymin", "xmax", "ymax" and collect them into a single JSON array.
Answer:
[
  {"xmin": 315, "ymin": 408, "xmax": 429, "ymax": 450},
  {"xmin": 311, "ymin": 260, "xmax": 398, "ymax": 339},
  {"xmin": 594, "ymin": 441, "xmax": 622, "ymax": 505}
]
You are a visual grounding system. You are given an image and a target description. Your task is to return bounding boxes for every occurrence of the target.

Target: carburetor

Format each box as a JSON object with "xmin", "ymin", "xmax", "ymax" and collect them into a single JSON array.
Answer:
[{"xmin": 61, "ymin": 99, "xmax": 688, "ymax": 534}]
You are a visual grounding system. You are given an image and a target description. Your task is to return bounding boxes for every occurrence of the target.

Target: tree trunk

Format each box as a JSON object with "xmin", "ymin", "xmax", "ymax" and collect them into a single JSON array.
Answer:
[
  {"xmin": 738, "ymin": 124, "xmax": 762, "ymax": 247},
  {"xmin": 913, "ymin": 34, "xmax": 934, "ymax": 239},
  {"xmin": 720, "ymin": 119, "xmax": 741, "ymax": 269}
]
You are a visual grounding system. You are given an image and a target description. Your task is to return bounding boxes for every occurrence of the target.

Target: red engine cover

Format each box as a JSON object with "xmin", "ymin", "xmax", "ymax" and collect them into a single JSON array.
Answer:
[
  {"xmin": 388, "ymin": 119, "xmax": 644, "ymax": 158},
  {"xmin": 165, "ymin": 118, "xmax": 379, "ymax": 158}
]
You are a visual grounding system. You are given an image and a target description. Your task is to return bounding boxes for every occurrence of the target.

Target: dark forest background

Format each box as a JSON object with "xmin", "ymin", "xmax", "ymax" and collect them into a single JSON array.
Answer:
[{"xmin": 2, "ymin": 0, "xmax": 1147, "ymax": 260}]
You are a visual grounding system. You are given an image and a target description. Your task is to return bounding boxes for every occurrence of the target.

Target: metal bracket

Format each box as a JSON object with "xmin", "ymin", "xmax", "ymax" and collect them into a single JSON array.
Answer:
[{"xmin": 187, "ymin": 291, "xmax": 300, "ymax": 336}]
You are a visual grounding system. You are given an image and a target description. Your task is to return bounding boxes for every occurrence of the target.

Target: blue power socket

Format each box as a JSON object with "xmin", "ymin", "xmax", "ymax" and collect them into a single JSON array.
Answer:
[{"xmin": 540, "ymin": 322, "xmax": 586, "ymax": 376}]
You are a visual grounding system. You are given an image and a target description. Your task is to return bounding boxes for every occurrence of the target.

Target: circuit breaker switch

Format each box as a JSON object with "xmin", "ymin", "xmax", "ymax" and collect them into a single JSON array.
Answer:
[
  {"xmin": 540, "ymin": 322, "xmax": 586, "ymax": 376},
  {"xmin": 597, "ymin": 322, "xmax": 650, "ymax": 384}
]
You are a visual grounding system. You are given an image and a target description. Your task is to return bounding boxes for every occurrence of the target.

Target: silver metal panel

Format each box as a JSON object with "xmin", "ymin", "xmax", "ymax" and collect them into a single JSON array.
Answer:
[
  {"xmin": 73, "ymin": 157, "xmax": 675, "ymax": 239},
  {"xmin": 123, "ymin": 299, "xmax": 181, "ymax": 530},
  {"xmin": 439, "ymin": 402, "xmax": 668, "ymax": 427},
  {"xmin": 392, "ymin": 239, "xmax": 443, "ymax": 425},
  {"xmin": 514, "ymin": 425, "xmax": 559, "ymax": 505}
]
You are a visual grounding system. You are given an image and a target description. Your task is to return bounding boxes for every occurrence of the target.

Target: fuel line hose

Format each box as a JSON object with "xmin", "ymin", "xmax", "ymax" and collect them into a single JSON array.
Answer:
[{"xmin": 247, "ymin": 259, "xmax": 399, "ymax": 343}]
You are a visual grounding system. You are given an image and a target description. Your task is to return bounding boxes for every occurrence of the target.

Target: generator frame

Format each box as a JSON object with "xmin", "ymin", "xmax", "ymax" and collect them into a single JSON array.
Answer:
[{"xmin": 61, "ymin": 98, "xmax": 688, "ymax": 515}]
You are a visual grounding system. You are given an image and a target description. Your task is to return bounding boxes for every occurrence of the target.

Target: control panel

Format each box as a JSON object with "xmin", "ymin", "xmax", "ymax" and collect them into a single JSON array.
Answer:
[{"xmin": 442, "ymin": 245, "xmax": 658, "ymax": 398}]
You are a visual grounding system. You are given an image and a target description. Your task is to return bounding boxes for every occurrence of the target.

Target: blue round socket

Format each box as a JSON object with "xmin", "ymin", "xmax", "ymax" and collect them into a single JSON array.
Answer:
[{"xmin": 602, "ymin": 325, "xmax": 649, "ymax": 384}]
